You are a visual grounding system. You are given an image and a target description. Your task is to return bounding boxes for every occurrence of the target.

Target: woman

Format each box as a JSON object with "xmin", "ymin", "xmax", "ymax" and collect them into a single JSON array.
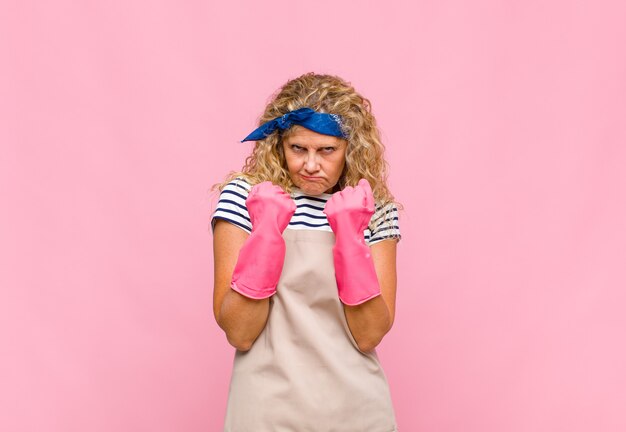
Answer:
[{"xmin": 210, "ymin": 72, "xmax": 403, "ymax": 431}]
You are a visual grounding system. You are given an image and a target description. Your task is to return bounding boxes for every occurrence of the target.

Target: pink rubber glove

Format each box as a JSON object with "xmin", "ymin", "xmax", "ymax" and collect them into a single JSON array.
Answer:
[
  {"xmin": 322, "ymin": 179, "xmax": 381, "ymax": 306},
  {"xmin": 230, "ymin": 181, "xmax": 297, "ymax": 299}
]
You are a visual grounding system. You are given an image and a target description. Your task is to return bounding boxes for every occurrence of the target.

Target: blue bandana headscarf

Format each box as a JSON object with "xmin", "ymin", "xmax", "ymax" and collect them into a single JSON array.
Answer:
[{"xmin": 241, "ymin": 107, "xmax": 348, "ymax": 142}]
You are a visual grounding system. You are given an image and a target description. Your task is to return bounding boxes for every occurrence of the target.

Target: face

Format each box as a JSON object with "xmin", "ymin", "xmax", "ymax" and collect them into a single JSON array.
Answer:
[{"xmin": 282, "ymin": 126, "xmax": 347, "ymax": 195}]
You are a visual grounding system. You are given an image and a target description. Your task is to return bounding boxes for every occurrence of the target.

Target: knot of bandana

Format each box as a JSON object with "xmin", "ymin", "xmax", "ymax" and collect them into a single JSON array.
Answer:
[{"xmin": 241, "ymin": 107, "xmax": 347, "ymax": 142}]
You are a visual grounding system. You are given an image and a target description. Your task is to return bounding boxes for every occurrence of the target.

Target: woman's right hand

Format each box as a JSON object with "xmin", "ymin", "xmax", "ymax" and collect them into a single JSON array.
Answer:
[
  {"xmin": 229, "ymin": 181, "xmax": 296, "ymax": 300},
  {"xmin": 246, "ymin": 181, "xmax": 297, "ymax": 235}
]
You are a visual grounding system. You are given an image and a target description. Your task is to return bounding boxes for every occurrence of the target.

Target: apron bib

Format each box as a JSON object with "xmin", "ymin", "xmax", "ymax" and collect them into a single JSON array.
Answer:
[{"xmin": 223, "ymin": 228, "xmax": 398, "ymax": 432}]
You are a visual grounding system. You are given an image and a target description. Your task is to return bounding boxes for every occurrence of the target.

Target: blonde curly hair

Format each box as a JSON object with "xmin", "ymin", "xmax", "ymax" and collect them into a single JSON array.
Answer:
[{"xmin": 210, "ymin": 72, "xmax": 403, "ymax": 230}]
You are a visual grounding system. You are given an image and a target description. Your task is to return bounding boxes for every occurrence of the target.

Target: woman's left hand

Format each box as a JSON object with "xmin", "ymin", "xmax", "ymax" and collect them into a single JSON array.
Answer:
[
  {"xmin": 323, "ymin": 179, "xmax": 381, "ymax": 306},
  {"xmin": 322, "ymin": 178, "xmax": 375, "ymax": 239}
]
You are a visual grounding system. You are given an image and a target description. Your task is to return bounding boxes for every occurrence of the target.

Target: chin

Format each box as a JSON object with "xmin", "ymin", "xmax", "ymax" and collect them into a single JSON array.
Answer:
[{"xmin": 299, "ymin": 183, "xmax": 326, "ymax": 195}]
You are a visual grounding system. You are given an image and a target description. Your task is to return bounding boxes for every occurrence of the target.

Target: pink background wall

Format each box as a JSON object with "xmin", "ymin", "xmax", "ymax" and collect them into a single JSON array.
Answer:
[{"xmin": 2, "ymin": 1, "xmax": 625, "ymax": 431}]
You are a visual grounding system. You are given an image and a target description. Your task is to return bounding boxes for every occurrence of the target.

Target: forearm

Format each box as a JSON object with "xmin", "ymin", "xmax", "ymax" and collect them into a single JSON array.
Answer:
[
  {"xmin": 218, "ymin": 288, "xmax": 270, "ymax": 351},
  {"xmin": 343, "ymin": 295, "xmax": 391, "ymax": 353}
]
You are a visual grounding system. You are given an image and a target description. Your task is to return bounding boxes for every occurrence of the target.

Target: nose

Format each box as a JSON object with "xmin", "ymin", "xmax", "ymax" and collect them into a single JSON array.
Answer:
[{"xmin": 304, "ymin": 151, "xmax": 320, "ymax": 172}]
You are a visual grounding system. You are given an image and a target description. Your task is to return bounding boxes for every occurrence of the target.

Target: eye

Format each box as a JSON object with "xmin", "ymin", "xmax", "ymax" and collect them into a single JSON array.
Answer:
[{"xmin": 323, "ymin": 147, "xmax": 336, "ymax": 153}]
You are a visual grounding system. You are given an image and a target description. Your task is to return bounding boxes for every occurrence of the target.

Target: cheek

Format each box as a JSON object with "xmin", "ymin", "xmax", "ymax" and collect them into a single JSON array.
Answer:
[
  {"xmin": 284, "ymin": 152, "xmax": 299, "ymax": 171},
  {"xmin": 333, "ymin": 154, "xmax": 346, "ymax": 171}
]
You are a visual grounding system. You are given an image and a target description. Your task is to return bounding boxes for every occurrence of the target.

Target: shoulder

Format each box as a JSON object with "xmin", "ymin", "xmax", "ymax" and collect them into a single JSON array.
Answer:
[
  {"xmin": 368, "ymin": 201, "xmax": 402, "ymax": 246},
  {"xmin": 210, "ymin": 177, "xmax": 253, "ymax": 234},
  {"xmin": 223, "ymin": 176, "xmax": 252, "ymax": 196}
]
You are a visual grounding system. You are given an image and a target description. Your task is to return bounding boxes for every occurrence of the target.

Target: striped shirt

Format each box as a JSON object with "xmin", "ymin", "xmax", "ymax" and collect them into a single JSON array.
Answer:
[{"xmin": 211, "ymin": 177, "xmax": 401, "ymax": 246}]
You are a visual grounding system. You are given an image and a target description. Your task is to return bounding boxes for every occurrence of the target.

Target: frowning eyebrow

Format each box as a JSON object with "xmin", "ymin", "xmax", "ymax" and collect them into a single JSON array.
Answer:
[
  {"xmin": 286, "ymin": 139, "xmax": 341, "ymax": 148},
  {"xmin": 290, "ymin": 143, "xmax": 337, "ymax": 148}
]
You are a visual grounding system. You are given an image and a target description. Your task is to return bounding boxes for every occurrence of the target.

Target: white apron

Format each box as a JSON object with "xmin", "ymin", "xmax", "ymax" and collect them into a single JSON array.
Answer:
[{"xmin": 223, "ymin": 228, "xmax": 398, "ymax": 432}]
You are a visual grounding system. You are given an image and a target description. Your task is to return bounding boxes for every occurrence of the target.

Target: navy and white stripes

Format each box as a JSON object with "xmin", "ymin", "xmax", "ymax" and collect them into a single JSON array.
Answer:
[{"xmin": 211, "ymin": 177, "xmax": 401, "ymax": 246}]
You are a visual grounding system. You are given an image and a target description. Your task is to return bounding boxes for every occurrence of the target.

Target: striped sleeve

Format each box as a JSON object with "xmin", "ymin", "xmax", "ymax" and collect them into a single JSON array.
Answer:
[
  {"xmin": 210, "ymin": 177, "xmax": 252, "ymax": 234},
  {"xmin": 367, "ymin": 202, "xmax": 401, "ymax": 246}
]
